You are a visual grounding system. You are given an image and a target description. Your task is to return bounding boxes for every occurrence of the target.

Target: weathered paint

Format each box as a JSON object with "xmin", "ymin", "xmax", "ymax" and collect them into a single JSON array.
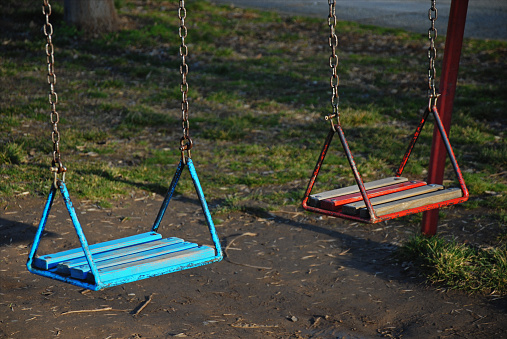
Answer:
[
  {"xmin": 35, "ymin": 232, "xmax": 163, "ymax": 270},
  {"xmin": 310, "ymin": 177, "xmax": 409, "ymax": 207},
  {"xmin": 320, "ymin": 180, "xmax": 425, "ymax": 210},
  {"xmin": 70, "ymin": 241, "xmax": 197, "ymax": 280},
  {"xmin": 343, "ymin": 184, "xmax": 442, "ymax": 215},
  {"xmin": 396, "ymin": 108, "xmax": 431, "ymax": 177},
  {"xmin": 58, "ymin": 238, "xmax": 184, "ymax": 278},
  {"xmin": 302, "ymin": 127, "xmax": 335, "ymax": 211}
]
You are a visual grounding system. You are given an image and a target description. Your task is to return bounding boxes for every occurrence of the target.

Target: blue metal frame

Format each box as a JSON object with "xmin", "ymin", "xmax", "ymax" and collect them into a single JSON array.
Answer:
[{"xmin": 27, "ymin": 159, "xmax": 222, "ymax": 290}]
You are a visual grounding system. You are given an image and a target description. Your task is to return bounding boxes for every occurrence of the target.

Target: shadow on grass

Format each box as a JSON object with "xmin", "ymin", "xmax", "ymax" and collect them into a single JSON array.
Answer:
[{"xmin": 74, "ymin": 168, "xmax": 169, "ymax": 196}]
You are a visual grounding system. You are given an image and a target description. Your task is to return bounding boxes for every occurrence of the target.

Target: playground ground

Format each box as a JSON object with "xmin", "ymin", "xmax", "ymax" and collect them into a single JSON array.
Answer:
[{"xmin": 1, "ymin": 194, "xmax": 506, "ymax": 338}]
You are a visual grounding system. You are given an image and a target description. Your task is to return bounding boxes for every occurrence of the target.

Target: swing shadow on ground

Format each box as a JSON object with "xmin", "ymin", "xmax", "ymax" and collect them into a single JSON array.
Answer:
[
  {"xmin": 0, "ymin": 217, "xmax": 58, "ymax": 247},
  {"xmin": 238, "ymin": 207, "xmax": 507, "ymax": 314},
  {"xmin": 242, "ymin": 205, "xmax": 403, "ymax": 276}
]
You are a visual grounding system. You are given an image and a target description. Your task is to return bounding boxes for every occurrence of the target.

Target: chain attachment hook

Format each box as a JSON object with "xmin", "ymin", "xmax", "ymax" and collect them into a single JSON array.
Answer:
[
  {"xmin": 325, "ymin": 113, "xmax": 338, "ymax": 132},
  {"xmin": 50, "ymin": 160, "xmax": 67, "ymax": 188},
  {"xmin": 179, "ymin": 136, "xmax": 193, "ymax": 164},
  {"xmin": 428, "ymin": 92, "xmax": 441, "ymax": 111}
]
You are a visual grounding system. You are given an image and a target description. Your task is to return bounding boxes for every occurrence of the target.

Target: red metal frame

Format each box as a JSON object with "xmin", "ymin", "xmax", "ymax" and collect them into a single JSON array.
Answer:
[
  {"xmin": 422, "ymin": 0, "xmax": 469, "ymax": 235},
  {"xmin": 302, "ymin": 105, "xmax": 469, "ymax": 224}
]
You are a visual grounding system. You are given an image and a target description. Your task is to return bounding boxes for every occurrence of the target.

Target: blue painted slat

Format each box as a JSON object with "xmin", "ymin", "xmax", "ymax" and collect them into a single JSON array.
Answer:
[
  {"xmin": 33, "ymin": 232, "xmax": 162, "ymax": 270},
  {"xmin": 71, "ymin": 241, "xmax": 199, "ymax": 280},
  {"xmin": 56, "ymin": 238, "xmax": 184, "ymax": 275},
  {"xmin": 99, "ymin": 245, "xmax": 216, "ymax": 284}
]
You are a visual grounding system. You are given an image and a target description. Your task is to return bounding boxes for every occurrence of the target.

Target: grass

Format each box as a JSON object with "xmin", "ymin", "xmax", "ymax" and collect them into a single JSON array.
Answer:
[
  {"xmin": 0, "ymin": 142, "xmax": 26, "ymax": 165},
  {"xmin": 1, "ymin": 0, "xmax": 506, "ymax": 293},
  {"xmin": 397, "ymin": 235, "xmax": 507, "ymax": 294}
]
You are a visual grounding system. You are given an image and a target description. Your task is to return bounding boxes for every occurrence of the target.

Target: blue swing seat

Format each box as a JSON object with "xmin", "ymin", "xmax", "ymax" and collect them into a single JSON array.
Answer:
[{"xmin": 27, "ymin": 159, "xmax": 222, "ymax": 290}]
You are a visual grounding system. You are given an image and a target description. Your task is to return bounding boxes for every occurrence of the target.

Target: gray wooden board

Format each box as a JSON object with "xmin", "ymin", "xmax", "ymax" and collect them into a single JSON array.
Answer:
[
  {"xmin": 33, "ymin": 232, "xmax": 162, "ymax": 270},
  {"xmin": 342, "ymin": 184, "xmax": 443, "ymax": 215},
  {"xmin": 308, "ymin": 177, "xmax": 408, "ymax": 207},
  {"xmin": 70, "ymin": 241, "xmax": 199, "ymax": 280},
  {"xmin": 359, "ymin": 187, "xmax": 463, "ymax": 218},
  {"xmin": 56, "ymin": 238, "xmax": 184, "ymax": 275},
  {"xmin": 98, "ymin": 246, "xmax": 216, "ymax": 284}
]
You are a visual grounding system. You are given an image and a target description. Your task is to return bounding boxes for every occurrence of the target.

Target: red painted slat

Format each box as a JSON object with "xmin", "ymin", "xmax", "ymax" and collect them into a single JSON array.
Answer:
[{"xmin": 320, "ymin": 180, "xmax": 426, "ymax": 211}]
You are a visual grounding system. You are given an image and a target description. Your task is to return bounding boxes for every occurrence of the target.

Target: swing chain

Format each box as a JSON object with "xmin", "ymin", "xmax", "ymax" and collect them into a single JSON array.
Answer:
[
  {"xmin": 43, "ymin": 0, "xmax": 66, "ymax": 186},
  {"xmin": 326, "ymin": 0, "xmax": 339, "ymax": 130},
  {"xmin": 427, "ymin": 0, "xmax": 440, "ymax": 109},
  {"xmin": 179, "ymin": 0, "xmax": 192, "ymax": 162}
]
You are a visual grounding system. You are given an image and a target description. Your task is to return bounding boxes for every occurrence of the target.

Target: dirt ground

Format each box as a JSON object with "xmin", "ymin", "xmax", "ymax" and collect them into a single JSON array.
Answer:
[{"xmin": 1, "ymin": 191, "xmax": 506, "ymax": 339}]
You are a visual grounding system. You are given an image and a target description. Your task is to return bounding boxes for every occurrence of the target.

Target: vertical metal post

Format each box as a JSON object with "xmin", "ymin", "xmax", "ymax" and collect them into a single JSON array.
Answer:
[{"xmin": 421, "ymin": 0, "xmax": 469, "ymax": 235}]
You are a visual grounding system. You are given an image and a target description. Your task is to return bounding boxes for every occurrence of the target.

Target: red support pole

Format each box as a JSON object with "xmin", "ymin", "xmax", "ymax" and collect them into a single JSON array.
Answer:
[{"xmin": 421, "ymin": 0, "xmax": 469, "ymax": 236}]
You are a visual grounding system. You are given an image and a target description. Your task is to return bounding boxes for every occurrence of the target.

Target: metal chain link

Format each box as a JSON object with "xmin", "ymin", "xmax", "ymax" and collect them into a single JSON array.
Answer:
[
  {"xmin": 427, "ymin": 0, "xmax": 439, "ymax": 109},
  {"xmin": 178, "ymin": 0, "xmax": 192, "ymax": 161},
  {"xmin": 43, "ymin": 0, "xmax": 66, "ymax": 185},
  {"xmin": 325, "ymin": 0, "xmax": 339, "ymax": 129}
]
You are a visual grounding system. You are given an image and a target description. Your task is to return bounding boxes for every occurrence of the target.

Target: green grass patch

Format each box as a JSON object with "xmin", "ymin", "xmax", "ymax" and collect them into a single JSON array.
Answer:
[
  {"xmin": 396, "ymin": 235, "xmax": 507, "ymax": 294},
  {"xmin": 120, "ymin": 106, "xmax": 178, "ymax": 128},
  {"xmin": 0, "ymin": 142, "xmax": 27, "ymax": 165}
]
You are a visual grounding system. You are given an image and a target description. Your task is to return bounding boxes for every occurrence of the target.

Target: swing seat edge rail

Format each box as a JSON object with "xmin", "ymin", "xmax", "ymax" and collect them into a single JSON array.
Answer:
[
  {"xmin": 27, "ymin": 247, "xmax": 221, "ymax": 291},
  {"xmin": 303, "ymin": 194, "xmax": 467, "ymax": 224}
]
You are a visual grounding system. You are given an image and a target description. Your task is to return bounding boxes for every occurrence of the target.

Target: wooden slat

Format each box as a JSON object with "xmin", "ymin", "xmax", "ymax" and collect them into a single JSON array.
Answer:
[
  {"xmin": 56, "ymin": 238, "xmax": 183, "ymax": 275},
  {"xmin": 342, "ymin": 184, "xmax": 442, "ymax": 215},
  {"xmin": 98, "ymin": 246, "xmax": 216, "ymax": 284},
  {"xmin": 308, "ymin": 177, "xmax": 408, "ymax": 207},
  {"xmin": 33, "ymin": 232, "xmax": 162, "ymax": 270},
  {"xmin": 320, "ymin": 180, "xmax": 426, "ymax": 210},
  {"xmin": 70, "ymin": 241, "xmax": 199, "ymax": 280},
  {"xmin": 359, "ymin": 187, "xmax": 463, "ymax": 218}
]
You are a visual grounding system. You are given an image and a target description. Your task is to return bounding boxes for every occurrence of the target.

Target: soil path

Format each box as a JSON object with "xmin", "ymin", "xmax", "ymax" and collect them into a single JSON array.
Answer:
[{"xmin": 1, "ymin": 194, "xmax": 505, "ymax": 338}]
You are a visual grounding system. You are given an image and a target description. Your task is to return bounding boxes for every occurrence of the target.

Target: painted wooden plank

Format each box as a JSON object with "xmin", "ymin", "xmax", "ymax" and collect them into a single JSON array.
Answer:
[
  {"xmin": 33, "ymin": 232, "xmax": 163, "ymax": 270},
  {"xmin": 71, "ymin": 241, "xmax": 199, "ymax": 280},
  {"xmin": 98, "ymin": 246, "xmax": 216, "ymax": 284},
  {"xmin": 308, "ymin": 177, "xmax": 408, "ymax": 207},
  {"xmin": 320, "ymin": 180, "xmax": 426, "ymax": 210},
  {"xmin": 359, "ymin": 187, "xmax": 463, "ymax": 218},
  {"xmin": 56, "ymin": 238, "xmax": 184, "ymax": 275},
  {"xmin": 342, "ymin": 184, "xmax": 443, "ymax": 215}
]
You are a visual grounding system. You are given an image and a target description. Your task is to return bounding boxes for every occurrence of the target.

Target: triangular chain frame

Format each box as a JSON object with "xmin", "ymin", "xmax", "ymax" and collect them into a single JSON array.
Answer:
[
  {"xmin": 302, "ymin": 106, "xmax": 469, "ymax": 223},
  {"xmin": 27, "ymin": 159, "xmax": 222, "ymax": 290}
]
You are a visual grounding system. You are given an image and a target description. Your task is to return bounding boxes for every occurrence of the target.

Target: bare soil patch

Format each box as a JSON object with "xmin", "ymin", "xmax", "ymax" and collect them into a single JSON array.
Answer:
[{"xmin": 1, "ymin": 194, "xmax": 506, "ymax": 338}]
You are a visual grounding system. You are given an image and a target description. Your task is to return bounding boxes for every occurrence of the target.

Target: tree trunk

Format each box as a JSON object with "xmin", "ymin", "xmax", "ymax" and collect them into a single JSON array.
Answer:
[{"xmin": 64, "ymin": 0, "xmax": 119, "ymax": 34}]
